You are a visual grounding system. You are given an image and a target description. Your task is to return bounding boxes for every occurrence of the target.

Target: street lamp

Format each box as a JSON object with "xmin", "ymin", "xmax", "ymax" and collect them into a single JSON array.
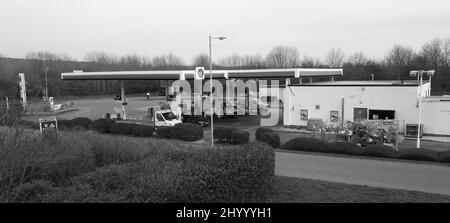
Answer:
[
  {"xmin": 209, "ymin": 35, "xmax": 226, "ymax": 148},
  {"xmin": 409, "ymin": 70, "xmax": 435, "ymax": 149},
  {"xmin": 44, "ymin": 67, "xmax": 49, "ymax": 101}
]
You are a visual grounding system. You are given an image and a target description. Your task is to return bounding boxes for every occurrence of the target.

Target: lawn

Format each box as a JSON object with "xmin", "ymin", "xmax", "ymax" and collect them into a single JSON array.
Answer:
[{"xmin": 269, "ymin": 176, "xmax": 450, "ymax": 203}]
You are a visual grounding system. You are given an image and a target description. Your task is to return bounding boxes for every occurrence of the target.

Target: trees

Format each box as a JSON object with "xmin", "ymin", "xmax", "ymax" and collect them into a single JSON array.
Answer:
[
  {"xmin": 192, "ymin": 53, "xmax": 209, "ymax": 67},
  {"xmin": 84, "ymin": 51, "xmax": 118, "ymax": 65},
  {"xmin": 266, "ymin": 46, "xmax": 299, "ymax": 68},
  {"xmin": 218, "ymin": 54, "xmax": 264, "ymax": 68},
  {"xmin": 420, "ymin": 39, "xmax": 443, "ymax": 71},
  {"xmin": 441, "ymin": 38, "xmax": 450, "ymax": 67},
  {"xmin": 325, "ymin": 48, "xmax": 345, "ymax": 68},
  {"xmin": 384, "ymin": 45, "xmax": 416, "ymax": 79},
  {"xmin": 151, "ymin": 54, "xmax": 185, "ymax": 69},
  {"xmin": 347, "ymin": 52, "xmax": 368, "ymax": 66}
]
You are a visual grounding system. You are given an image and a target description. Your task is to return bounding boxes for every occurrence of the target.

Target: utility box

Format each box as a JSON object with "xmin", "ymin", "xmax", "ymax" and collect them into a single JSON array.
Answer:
[{"xmin": 406, "ymin": 124, "xmax": 424, "ymax": 138}]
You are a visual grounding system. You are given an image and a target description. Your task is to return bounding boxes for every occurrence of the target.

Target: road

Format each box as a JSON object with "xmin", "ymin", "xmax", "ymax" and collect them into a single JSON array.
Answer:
[{"xmin": 275, "ymin": 151, "xmax": 450, "ymax": 196}]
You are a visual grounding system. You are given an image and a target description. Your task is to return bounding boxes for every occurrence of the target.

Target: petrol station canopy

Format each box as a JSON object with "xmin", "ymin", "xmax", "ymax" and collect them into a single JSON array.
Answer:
[{"xmin": 61, "ymin": 68, "xmax": 343, "ymax": 80}]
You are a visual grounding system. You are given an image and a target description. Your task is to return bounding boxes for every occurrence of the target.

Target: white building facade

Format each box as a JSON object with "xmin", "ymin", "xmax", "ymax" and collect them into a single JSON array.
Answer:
[{"xmin": 282, "ymin": 81, "xmax": 445, "ymax": 134}]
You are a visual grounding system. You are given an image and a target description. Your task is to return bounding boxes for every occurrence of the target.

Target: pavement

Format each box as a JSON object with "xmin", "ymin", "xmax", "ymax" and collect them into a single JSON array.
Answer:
[{"xmin": 275, "ymin": 151, "xmax": 450, "ymax": 196}]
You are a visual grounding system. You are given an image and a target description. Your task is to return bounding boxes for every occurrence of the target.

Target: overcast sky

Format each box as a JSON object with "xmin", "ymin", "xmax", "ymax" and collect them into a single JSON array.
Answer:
[{"xmin": 1, "ymin": 0, "xmax": 450, "ymax": 63}]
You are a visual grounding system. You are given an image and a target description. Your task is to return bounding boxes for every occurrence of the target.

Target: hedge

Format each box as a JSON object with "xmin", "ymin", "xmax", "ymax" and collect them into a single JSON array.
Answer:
[
  {"xmin": 214, "ymin": 127, "xmax": 238, "ymax": 143},
  {"xmin": 132, "ymin": 125, "xmax": 155, "ymax": 137},
  {"xmin": 70, "ymin": 118, "xmax": 92, "ymax": 130},
  {"xmin": 257, "ymin": 132, "xmax": 280, "ymax": 148},
  {"xmin": 256, "ymin": 127, "xmax": 273, "ymax": 141},
  {"xmin": 6, "ymin": 140, "xmax": 275, "ymax": 203},
  {"xmin": 109, "ymin": 123, "xmax": 137, "ymax": 136},
  {"xmin": 175, "ymin": 142, "xmax": 274, "ymax": 202},
  {"xmin": 328, "ymin": 141, "xmax": 363, "ymax": 156},
  {"xmin": 90, "ymin": 118, "xmax": 115, "ymax": 133},
  {"xmin": 155, "ymin": 124, "xmax": 203, "ymax": 141},
  {"xmin": 397, "ymin": 148, "xmax": 439, "ymax": 162},
  {"xmin": 214, "ymin": 127, "xmax": 249, "ymax": 144},
  {"xmin": 169, "ymin": 123, "xmax": 203, "ymax": 141},
  {"xmin": 280, "ymin": 137, "xmax": 330, "ymax": 153},
  {"xmin": 280, "ymin": 137, "xmax": 450, "ymax": 163},
  {"xmin": 231, "ymin": 129, "xmax": 250, "ymax": 144},
  {"xmin": 361, "ymin": 144, "xmax": 398, "ymax": 158},
  {"xmin": 156, "ymin": 126, "xmax": 173, "ymax": 139},
  {"xmin": 438, "ymin": 150, "xmax": 450, "ymax": 163}
]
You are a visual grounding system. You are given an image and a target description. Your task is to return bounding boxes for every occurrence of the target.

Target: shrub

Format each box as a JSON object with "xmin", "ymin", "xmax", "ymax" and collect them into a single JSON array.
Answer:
[
  {"xmin": 214, "ymin": 127, "xmax": 237, "ymax": 143},
  {"xmin": 90, "ymin": 138, "xmax": 144, "ymax": 167},
  {"xmin": 156, "ymin": 126, "xmax": 173, "ymax": 139},
  {"xmin": 437, "ymin": 150, "xmax": 450, "ymax": 163},
  {"xmin": 362, "ymin": 145, "xmax": 398, "ymax": 158},
  {"xmin": 170, "ymin": 123, "xmax": 203, "ymax": 141},
  {"xmin": 13, "ymin": 180, "xmax": 55, "ymax": 203},
  {"xmin": 70, "ymin": 117, "xmax": 92, "ymax": 130},
  {"xmin": 57, "ymin": 119, "xmax": 73, "ymax": 130},
  {"xmin": 132, "ymin": 125, "xmax": 154, "ymax": 137},
  {"xmin": 41, "ymin": 128, "xmax": 59, "ymax": 143},
  {"xmin": 41, "ymin": 155, "xmax": 95, "ymax": 186},
  {"xmin": 256, "ymin": 127, "xmax": 273, "ymax": 141},
  {"xmin": 109, "ymin": 123, "xmax": 137, "ymax": 135},
  {"xmin": 177, "ymin": 142, "xmax": 274, "ymax": 202},
  {"xmin": 280, "ymin": 137, "xmax": 329, "ymax": 152},
  {"xmin": 258, "ymin": 132, "xmax": 280, "ymax": 148},
  {"xmin": 90, "ymin": 118, "xmax": 115, "ymax": 133},
  {"xmin": 231, "ymin": 129, "xmax": 250, "ymax": 144},
  {"xmin": 156, "ymin": 124, "xmax": 203, "ymax": 141},
  {"xmin": 328, "ymin": 141, "xmax": 363, "ymax": 156},
  {"xmin": 397, "ymin": 148, "xmax": 439, "ymax": 162},
  {"xmin": 17, "ymin": 120, "xmax": 39, "ymax": 129}
]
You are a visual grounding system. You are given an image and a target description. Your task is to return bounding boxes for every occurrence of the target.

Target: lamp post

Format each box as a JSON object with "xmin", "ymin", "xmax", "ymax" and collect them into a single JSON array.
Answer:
[
  {"xmin": 409, "ymin": 70, "xmax": 435, "ymax": 149},
  {"xmin": 44, "ymin": 67, "xmax": 49, "ymax": 101},
  {"xmin": 209, "ymin": 35, "xmax": 226, "ymax": 148}
]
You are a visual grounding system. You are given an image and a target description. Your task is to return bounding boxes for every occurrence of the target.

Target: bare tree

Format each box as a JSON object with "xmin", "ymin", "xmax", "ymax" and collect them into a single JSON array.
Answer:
[
  {"xmin": 347, "ymin": 51, "xmax": 368, "ymax": 66},
  {"xmin": 266, "ymin": 46, "xmax": 299, "ymax": 68},
  {"xmin": 325, "ymin": 48, "xmax": 345, "ymax": 68},
  {"xmin": 192, "ymin": 53, "xmax": 210, "ymax": 67},
  {"xmin": 119, "ymin": 54, "xmax": 142, "ymax": 67},
  {"xmin": 301, "ymin": 56, "xmax": 323, "ymax": 67},
  {"xmin": 84, "ymin": 51, "xmax": 118, "ymax": 64},
  {"xmin": 241, "ymin": 54, "xmax": 264, "ymax": 68},
  {"xmin": 25, "ymin": 51, "xmax": 66, "ymax": 61},
  {"xmin": 442, "ymin": 38, "xmax": 450, "ymax": 67},
  {"xmin": 152, "ymin": 54, "xmax": 185, "ymax": 68},
  {"xmin": 385, "ymin": 45, "xmax": 415, "ymax": 67},
  {"xmin": 218, "ymin": 54, "xmax": 244, "ymax": 67},
  {"xmin": 218, "ymin": 54, "xmax": 264, "ymax": 68},
  {"xmin": 384, "ymin": 45, "xmax": 416, "ymax": 79},
  {"xmin": 420, "ymin": 38, "xmax": 443, "ymax": 70}
]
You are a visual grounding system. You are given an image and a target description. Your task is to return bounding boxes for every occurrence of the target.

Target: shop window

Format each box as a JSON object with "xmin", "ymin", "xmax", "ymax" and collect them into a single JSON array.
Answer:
[{"xmin": 369, "ymin": 110, "xmax": 395, "ymax": 120}]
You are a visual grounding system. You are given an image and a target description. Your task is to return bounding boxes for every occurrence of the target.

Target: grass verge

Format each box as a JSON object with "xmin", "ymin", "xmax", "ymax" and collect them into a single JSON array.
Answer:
[{"xmin": 269, "ymin": 176, "xmax": 450, "ymax": 203}]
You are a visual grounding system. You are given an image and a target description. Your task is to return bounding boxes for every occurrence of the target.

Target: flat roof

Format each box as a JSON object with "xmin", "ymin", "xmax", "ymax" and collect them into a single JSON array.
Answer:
[
  {"xmin": 288, "ymin": 80, "xmax": 428, "ymax": 87},
  {"xmin": 61, "ymin": 68, "xmax": 343, "ymax": 80}
]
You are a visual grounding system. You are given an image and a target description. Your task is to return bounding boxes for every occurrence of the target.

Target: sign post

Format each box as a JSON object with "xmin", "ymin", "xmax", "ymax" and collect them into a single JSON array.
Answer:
[
  {"xmin": 18, "ymin": 73, "xmax": 27, "ymax": 111},
  {"xmin": 39, "ymin": 117, "xmax": 58, "ymax": 133}
]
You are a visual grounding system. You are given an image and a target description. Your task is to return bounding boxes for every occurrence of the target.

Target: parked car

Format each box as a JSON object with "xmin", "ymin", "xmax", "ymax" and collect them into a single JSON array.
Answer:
[{"xmin": 182, "ymin": 115, "xmax": 210, "ymax": 127}]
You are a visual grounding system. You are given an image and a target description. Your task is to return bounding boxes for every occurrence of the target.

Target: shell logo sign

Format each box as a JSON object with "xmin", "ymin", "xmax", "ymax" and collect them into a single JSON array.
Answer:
[{"xmin": 195, "ymin": 67, "xmax": 205, "ymax": 80}]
